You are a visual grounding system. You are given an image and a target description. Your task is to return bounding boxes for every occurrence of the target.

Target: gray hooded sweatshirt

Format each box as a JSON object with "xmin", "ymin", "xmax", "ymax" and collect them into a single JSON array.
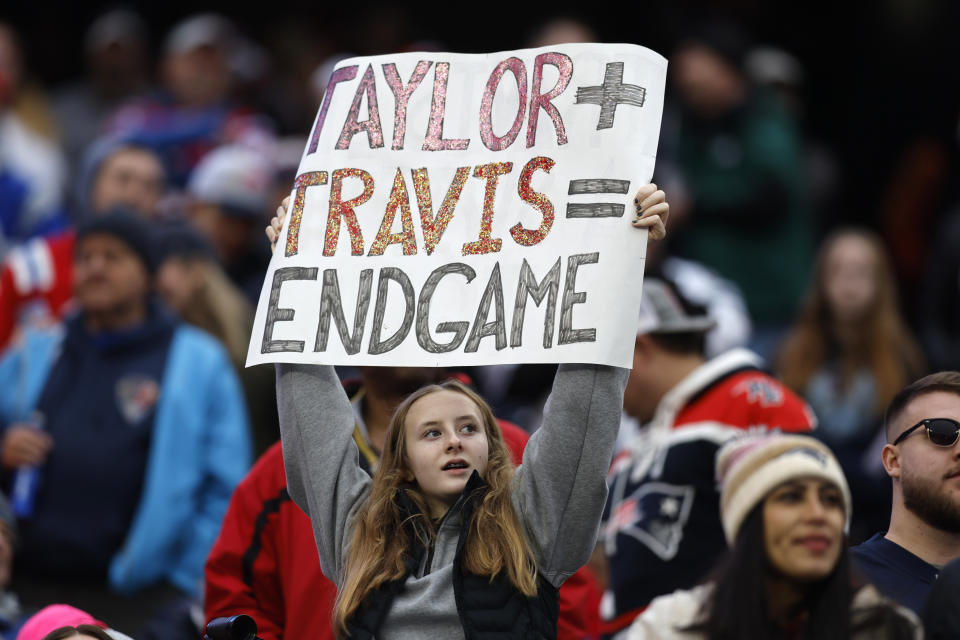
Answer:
[{"xmin": 277, "ymin": 362, "xmax": 627, "ymax": 639}]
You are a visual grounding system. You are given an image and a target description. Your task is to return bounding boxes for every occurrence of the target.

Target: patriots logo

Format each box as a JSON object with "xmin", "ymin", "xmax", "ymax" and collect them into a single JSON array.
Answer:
[
  {"xmin": 732, "ymin": 377, "xmax": 784, "ymax": 407},
  {"xmin": 605, "ymin": 482, "xmax": 695, "ymax": 560},
  {"xmin": 115, "ymin": 375, "xmax": 160, "ymax": 425}
]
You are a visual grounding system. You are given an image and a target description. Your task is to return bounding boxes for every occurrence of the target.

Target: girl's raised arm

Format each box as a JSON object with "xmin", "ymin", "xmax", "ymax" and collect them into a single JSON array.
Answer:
[
  {"xmin": 268, "ymin": 198, "xmax": 372, "ymax": 582},
  {"xmin": 276, "ymin": 363, "xmax": 370, "ymax": 585},
  {"xmin": 512, "ymin": 183, "xmax": 666, "ymax": 588}
]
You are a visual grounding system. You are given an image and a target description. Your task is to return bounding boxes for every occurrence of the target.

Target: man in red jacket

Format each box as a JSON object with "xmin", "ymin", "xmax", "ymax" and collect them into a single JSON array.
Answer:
[{"xmin": 205, "ymin": 367, "xmax": 601, "ymax": 639}]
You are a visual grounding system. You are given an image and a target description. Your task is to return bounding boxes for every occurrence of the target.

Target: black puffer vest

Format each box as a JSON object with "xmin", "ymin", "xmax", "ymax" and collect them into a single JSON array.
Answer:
[{"xmin": 345, "ymin": 472, "xmax": 559, "ymax": 639}]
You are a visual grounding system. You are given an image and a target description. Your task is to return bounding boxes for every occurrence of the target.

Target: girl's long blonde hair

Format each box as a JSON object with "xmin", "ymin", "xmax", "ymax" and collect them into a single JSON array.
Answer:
[
  {"xmin": 778, "ymin": 228, "xmax": 924, "ymax": 411},
  {"xmin": 333, "ymin": 380, "xmax": 537, "ymax": 637}
]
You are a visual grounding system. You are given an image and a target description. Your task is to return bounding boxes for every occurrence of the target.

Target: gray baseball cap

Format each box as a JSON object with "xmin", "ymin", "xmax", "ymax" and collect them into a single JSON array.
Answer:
[
  {"xmin": 188, "ymin": 145, "xmax": 273, "ymax": 218},
  {"xmin": 636, "ymin": 278, "xmax": 717, "ymax": 335}
]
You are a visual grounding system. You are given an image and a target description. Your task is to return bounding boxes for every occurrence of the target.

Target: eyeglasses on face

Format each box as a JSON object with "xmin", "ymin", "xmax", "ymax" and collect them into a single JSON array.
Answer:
[{"xmin": 892, "ymin": 418, "xmax": 960, "ymax": 447}]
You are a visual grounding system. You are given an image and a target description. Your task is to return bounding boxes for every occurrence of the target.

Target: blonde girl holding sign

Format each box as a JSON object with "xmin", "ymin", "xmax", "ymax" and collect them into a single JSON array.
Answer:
[{"xmin": 268, "ymin": 184, "xmax": 667, "ymax": 639}]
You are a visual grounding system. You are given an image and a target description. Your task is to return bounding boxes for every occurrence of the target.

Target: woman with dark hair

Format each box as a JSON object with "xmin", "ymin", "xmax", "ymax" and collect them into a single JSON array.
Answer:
[
  {"xmin": 40, "ymin": 625, "xmax": 115, "ymax": 640},
  {"xmin": 621, "ymin": 434, "xmax": 920, "ymax": 639}
]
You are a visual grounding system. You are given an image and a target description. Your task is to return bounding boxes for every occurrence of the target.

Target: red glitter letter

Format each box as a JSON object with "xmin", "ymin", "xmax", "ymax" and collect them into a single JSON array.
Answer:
[
  {"xmin": 423, "ymin": 62, "xmax": 470, "ymax": 151},
  {"xmin": 412, "ymin": 166, "xmax": 470, "ymax": 255},
  {"xmin": 308, "ymin": 65, "xmax": 358, "ymax": 155},
  {"xmin": 326, "ymin": 169, "xmax": 374, "ymax": 256},
  {"xmin": 383, "ymin": 61, "xmax": 432, "ymax": 151},
  {"xmin": 369, "ymin": 169, "xmax": 417, "ymax": 256},
  {"xmin": 510, "ymin": 157, "xmax": 555, "ymax": 246},
  {"xmin": 527, "ymin": 53, "xmax": 572, "ymax": 148},
  {"xmin": 479, "ymin": 57, "xmax": 527, "ymax": 152},
  {"xmin": 336, "ymin": 65, "xmax": 384, "ymax": 150},
  {"xmin": 462, "ymin": 162, "xmax": 513, "ymax": 255},
  {"xmin": 285, "ymin": 171, "xmax": 329, "ymax": 257}
]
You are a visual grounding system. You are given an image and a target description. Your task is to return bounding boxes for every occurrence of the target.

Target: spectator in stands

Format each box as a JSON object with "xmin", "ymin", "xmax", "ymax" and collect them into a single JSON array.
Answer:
[
  {"xmin": 623, "ymin": 433, "xmax": 920, "ymax": 639},
  {"xmin": 52, "ymin": 9, "xmax": 152, "ymax": 180},
  {"xmin": 204, "ymin": 368, "xmax": 507, "ymax": 640},
  {"xmin": 852, "ymin": 372, "xmax": 960, "ymax": 613},
  {"xmin": 598, "ymin": 278, "xmax": 815, "ymax": 637},
  {"xmin": 154, "ymin": 221, "xmax": 280, "ymax": 456},
  {"xmin": 0, "ymin": 211, "xmax": 250, "ymax": 630},
  {"xmin": 0, "ymin": 494, "xmax": 21, "ymax": 634},
  {"xmin": 920, "ymin": 206, "xmax": 960, "ymax": 372},
  {"xmin": 40, "ymin": 627, "xmax": 114, "ymax": 640},
  {"xmin": 0, "ymin": 23, "xmax": 67, "ymax": 256},
  {"xmin": 187, "ymin": 144, "xmax": 273, "ymax": 304},
  {"xmin": 660, "ymin": 22, "xmax": 811, "ymax": 357},
  {"xmin": 0, "ymin": 138, "xmax": 166, "ymax": 353},
  {"xmin": 778, "ymin": 228, "xmax": 925, "ymax": 540},
  {"xmin": 921, "ymin": 555, "xmax": 960, "ymax": 639},
  {"xmin": 16, "ymin": 604, "xmax": 133, "ymax": 640},
  {"xmin": 203, "ymin": 201, "xmax": 616, "ymax": 638},
  {"xmin": 106, "ymin": 13, "xmax": 273, "ymax": 187},
  {"xmin": 155, "ymin": 223, "xmax": 250, "ymax": 368}
]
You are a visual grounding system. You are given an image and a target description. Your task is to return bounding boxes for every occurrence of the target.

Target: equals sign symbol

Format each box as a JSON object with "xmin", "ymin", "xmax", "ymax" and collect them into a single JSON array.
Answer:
[{"xmin": 566, "ymin": 179, "xmax": 631, "ymax": 218}]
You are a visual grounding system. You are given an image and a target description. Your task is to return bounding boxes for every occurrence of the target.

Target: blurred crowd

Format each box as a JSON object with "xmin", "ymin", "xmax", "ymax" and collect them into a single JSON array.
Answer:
[{"xmin": 0, "ymin": 6, "xmax": 959, "ymax": 640}]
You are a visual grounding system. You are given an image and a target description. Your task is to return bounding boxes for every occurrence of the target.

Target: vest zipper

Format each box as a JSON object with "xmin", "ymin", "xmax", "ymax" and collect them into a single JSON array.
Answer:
[{"xmin": 423, "ymin": 491, "xmax": 468, "ymax": 576}]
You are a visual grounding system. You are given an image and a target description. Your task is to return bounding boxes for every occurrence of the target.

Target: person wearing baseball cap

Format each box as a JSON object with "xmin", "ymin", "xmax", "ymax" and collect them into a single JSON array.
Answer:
[
  {"xmin": 597, "ymin": 277, "xmax": 816, "ymax": 636},
  {"xmin": 622, "ymin": 433, "xmax": 920, "ymax": 639},
  {"xmin": 0, "ymin": 209, "xmax": 251, "ymax": 629},
  {"xmin": 187, "ymin": 144, "xmax": 274, "ymax": 304}
]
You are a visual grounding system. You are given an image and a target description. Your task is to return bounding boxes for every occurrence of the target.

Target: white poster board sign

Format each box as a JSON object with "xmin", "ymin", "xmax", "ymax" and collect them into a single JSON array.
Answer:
[{"xmin": 247, "ymin": 43, "xmax": 666, "ymax": 368}]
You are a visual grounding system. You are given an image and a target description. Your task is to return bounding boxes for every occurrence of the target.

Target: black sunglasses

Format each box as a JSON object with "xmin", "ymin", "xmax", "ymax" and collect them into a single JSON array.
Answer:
[{"xmin": 892, "ymin": 418, "xmax": 960, "ymax": 447}]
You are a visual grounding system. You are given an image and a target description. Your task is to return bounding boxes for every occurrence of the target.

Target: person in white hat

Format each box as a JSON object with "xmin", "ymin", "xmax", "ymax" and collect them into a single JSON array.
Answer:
[{"xmin": 622, "ymin": 433, "xmax": 920, "ymax": 639}]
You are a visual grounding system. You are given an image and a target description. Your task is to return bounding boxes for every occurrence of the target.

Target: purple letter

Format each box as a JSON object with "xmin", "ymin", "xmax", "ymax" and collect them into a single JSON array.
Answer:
[
  {"xmin": 336, "ymin": 65, "xmax": 384, "ymax": 150},
  {"xmin": 479, "ymin": 57, "xmax": 527, "ymax": 152},
  {"xmin": 383, "ymin": 61, "xmax": 432, "ymax": 151},
  {"xmin": 423, "ymin": 62, "xmax": 470, "ymax": 151},
  {"xmin": 527, "ymin": 53, "xmax": 572, "ymax": 148},
  {"xmin": 307, "ymin": 65, "xmax": 358, "ymax": 154}
]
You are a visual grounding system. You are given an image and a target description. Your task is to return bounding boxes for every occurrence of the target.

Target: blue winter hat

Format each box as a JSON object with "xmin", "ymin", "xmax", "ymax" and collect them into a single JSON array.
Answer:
[{"xmin": 76, "ymin": 208, "xmax": 158, "ymax": 274}]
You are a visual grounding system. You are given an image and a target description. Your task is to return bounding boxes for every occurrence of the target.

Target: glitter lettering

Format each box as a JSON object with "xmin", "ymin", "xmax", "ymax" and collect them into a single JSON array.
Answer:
[
  {"xmin": 336, "ymin": 65, "xmax": 384, "ymax": 150},
  {"xmin": 308, "ymin": 65, "xmax": 358, "ymax": 154},
  {"xmin": 286, "ymin": 171, "xmax": 329, "ymax": 257},
  {"xmin": 423, "ymin": 62, "xmax": 470, "ymax": 151},
  {"xmin": 369, "ymin": 169, "xmax": 417, "ymax": 256},
  {"xmin": 510, "ymin": 156, "xmax": 555, "ymax": 246},
  {"xmin": 527, "ymin": 53, "xmax": 572, "ymax": 148},
  {"xmin": 326, "ymin": 169, "xmax": 374, "ymax": 256},
  {"xmin": 479, "ymin": 57, "xmax": 527, "ymax": 151},
  {"xmin": 462, "ymin": 162, "xmax": 512, "ymax": 255},
  {"xmin": 412, "ymin": 166, "xmax": 469, "ymax": 255},
  {"xmin": 383, "ymin": 61, "xmax": 432, "ymax": 150}
]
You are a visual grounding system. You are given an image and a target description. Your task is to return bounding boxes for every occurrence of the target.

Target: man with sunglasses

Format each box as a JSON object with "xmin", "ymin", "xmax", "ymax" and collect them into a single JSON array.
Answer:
[{"xmin": 851, "ymin": 371, "xmax": 960, "ymax": 613}]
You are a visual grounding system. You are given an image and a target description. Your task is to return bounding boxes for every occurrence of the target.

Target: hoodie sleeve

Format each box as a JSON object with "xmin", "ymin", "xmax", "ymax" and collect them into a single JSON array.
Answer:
[
  {"xmin": 275, "ymin": 363, "xmax": 370, "ymax": 585},
  {"xmin": 512, "ymin": 363, "xmax": 629, "ymax": 587}
]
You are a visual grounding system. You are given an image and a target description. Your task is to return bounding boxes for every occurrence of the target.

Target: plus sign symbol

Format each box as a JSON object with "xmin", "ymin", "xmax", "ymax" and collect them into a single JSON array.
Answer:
[{"xmin": 575, "ymin": 62, "xmax": 646, "ymax": 130}]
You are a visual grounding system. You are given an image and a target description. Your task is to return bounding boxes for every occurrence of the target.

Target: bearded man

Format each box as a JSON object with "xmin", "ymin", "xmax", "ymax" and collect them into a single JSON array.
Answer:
[{"xmin": 851, "ymin": 371, "xmax": 960, "ymax": 613}]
